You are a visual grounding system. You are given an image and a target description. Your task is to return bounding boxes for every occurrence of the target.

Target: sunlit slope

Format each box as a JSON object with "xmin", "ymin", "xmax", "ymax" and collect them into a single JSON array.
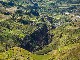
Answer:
[
  {"xmin": 49, "ymin": 43, "xmax": 80, "ymax": 60},
  {"xmin": 0, "ymin": 43, "xmax": 80, "ymax": 60},
  {"xmin": 0, "ymin": 47, "xmax": 51, "ymax": 60}
]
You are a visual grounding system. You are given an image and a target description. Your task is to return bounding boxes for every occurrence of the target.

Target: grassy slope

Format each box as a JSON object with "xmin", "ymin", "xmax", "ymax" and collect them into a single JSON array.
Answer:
[
  {"xmin": 0, "ymin": 43, "xmax": 80, "ymax": 60},
  {"xmin": 0, "ymin": 47, "xmax": 51, "ymax": 60},
  {"xmin": 49, "ymin": 43, "xmax": 80, "ymax": 60}
]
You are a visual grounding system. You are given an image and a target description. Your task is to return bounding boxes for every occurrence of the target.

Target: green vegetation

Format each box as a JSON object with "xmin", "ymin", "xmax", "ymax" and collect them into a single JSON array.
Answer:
[
  {"xmin": 0, "ymin": 0, "xmax": 80, "ymax": 60},
  {"xmin": 0, "ymin": 47, "xmax": 51, "ymax": 60}
]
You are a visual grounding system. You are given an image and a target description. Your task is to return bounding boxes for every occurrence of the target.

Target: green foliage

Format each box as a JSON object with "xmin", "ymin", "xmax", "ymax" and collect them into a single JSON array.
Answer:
[
  {"xmin": 49, "ymin": 43, "xmax": 80, "ymax": 60},
  {"xmin": 0, "ymin": 0, "xmax": 80, "ymax": 60},
  {"xmin": 0, "ymin": 47, "xmax": 34, "ymax": 60},
  {"xmin": 35, "ymin": 21, "xmax": 80, "ymax": 54},
  {"xmin": 0, "ymin": 47, "xmax": 51, "ymax": 60}
]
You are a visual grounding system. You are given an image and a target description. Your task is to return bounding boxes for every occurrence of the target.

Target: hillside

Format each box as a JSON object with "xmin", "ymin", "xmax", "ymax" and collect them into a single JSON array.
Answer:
[
  {"xmin": 0, "ymin": 0, "xmax": 80, "ymax": 60},
  {"xmin": 0, "ymin": 47, "xmax": 51, "ymax": 60}
]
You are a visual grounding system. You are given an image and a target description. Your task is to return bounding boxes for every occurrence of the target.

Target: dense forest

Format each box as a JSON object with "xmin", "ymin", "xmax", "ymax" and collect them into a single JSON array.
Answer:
[{"xmin": 0, "ymin": 0, "xmax": 80, "ymax": 60}]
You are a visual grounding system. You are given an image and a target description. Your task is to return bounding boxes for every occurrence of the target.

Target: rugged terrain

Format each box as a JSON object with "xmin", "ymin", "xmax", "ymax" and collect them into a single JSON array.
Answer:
[{"xmin": 0, "ymin": 0, "xmax": 80, "ymax": 60}]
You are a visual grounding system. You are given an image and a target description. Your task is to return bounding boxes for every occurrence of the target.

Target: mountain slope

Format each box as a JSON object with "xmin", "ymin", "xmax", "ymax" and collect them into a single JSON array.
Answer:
[
  {"xmin": 0, "ymin": 0, "xmax": 80, "ymax": 60},
  {"xmin": 0, "ymin": 47, "xmax": 51, "ymax": 60}
]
